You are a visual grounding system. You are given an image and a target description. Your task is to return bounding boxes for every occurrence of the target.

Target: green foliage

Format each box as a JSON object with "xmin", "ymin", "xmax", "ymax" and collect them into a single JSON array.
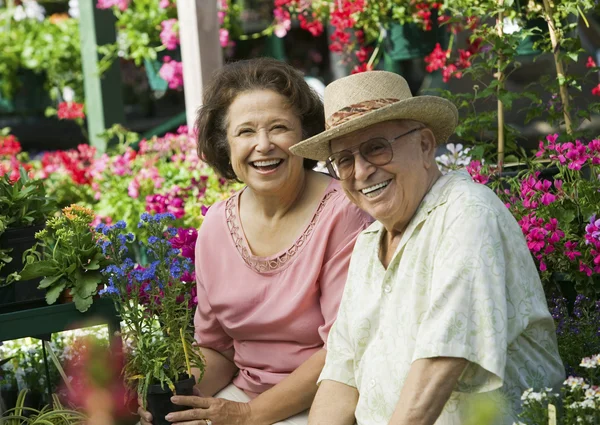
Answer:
[
  {"xmin": 19, "ymin": 205, "xmax": 108, "ymax": 312},
  {"xmin": 0, "ymin": 169, "xmax": 54, "ymax": 285},
  {"xmin": 0, "ymin": 389, "xmax": 86, "ymax": 424},
  {"xmin": 0, "ymin": 11, "xmax": 83, "ymax": 103}
]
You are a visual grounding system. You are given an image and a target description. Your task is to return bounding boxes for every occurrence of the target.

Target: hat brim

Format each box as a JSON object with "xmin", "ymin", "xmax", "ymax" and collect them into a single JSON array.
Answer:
[{"xmin": 290, "ymin": 96, "xmax": 458, "ymax": 161}]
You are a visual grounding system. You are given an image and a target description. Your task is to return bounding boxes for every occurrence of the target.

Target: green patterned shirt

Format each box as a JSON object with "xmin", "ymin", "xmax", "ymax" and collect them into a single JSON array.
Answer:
[{"xmin": 319, "ymin": 171, "xmax": 565, "ymax": 425}]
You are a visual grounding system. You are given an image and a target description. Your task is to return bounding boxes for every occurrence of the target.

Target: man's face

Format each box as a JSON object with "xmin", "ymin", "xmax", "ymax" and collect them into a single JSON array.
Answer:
[{"xmin": 329, "ymin": 119, "xmax": 437, "ymax": 228}]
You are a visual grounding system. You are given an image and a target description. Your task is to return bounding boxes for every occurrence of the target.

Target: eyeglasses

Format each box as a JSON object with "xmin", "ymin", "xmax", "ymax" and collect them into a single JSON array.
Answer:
[{"xmin": 326, "ymin": 127, "xmax": 423, "ymax": 180}]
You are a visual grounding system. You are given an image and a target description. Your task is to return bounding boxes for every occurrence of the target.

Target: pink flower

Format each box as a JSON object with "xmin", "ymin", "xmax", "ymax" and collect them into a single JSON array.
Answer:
[
  {"xmin": 466, "ymin": 160, "xmax": 490, "ymax": 185},
  {"xmin": 273, "ymin": 7, "xmax": 291, "ymax": 38},
  {"xmin": 565, "ymin": 241, "xmax": 581, "ymax": 261},
  {"xmin": 160, "ymin": 19, "xmax": 179, "ymax": 50},
  {"xmin": 219, "ymin": 28, "xmax": 230, "ymax": 47},
  {"xmin": 159, "ymin": 56, "xmax": 184, "ymax": 90},
  {"xmin": 96, "ymin": 0, "xmax": 129, "ymax": 11},
  {"xmin": 159, "ymin": 0, "xmax": 170, "ymax": 7},
  {"xmin": 201, "ymin": 205, "xmax": 210, "ymax": 216},
  {"xmin": 425, "ymin": 43, "xmax": 448, "ymax": 73}
]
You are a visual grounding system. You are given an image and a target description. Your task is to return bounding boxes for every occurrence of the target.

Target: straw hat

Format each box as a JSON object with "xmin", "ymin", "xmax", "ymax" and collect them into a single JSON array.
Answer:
[{"xmin": 290, "ymin": 71, "xmax": 458, "ymax": 161}]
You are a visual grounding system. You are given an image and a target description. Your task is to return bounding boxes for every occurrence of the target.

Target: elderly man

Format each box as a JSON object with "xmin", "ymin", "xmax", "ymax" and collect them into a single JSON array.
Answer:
[{"xmin": 290, "ymin": 71, "xmax": 565, "ymax": 425}]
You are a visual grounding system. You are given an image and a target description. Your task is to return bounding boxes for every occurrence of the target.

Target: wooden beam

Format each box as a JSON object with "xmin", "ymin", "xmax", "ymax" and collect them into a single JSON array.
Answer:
[
  {"xmin": 78, "ymin": 0, "xmax": 125, "ymax": 154},
  {"xmin": 176, "ymin": 0, "xmax": 223, "ymax": 130}
]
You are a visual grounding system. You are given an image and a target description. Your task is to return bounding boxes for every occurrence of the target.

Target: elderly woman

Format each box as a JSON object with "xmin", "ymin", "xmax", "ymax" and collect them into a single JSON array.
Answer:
[
  {"xmin": 138, "ymin": 59, "xmax": 371, "ymax": 425},
  {"xmin": 290, "ymin": 71, "xmax": 565, "ymax": 425}
]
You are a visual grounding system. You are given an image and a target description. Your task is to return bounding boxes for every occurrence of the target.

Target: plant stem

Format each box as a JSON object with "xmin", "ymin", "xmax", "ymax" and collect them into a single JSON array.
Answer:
[
  {"xmin": 496, "ymin": 0, "xmax": 505, "ymax": 173},
  {"xmin": 542, "ymin": 0, "xmax": 573, "ymax": 135}
]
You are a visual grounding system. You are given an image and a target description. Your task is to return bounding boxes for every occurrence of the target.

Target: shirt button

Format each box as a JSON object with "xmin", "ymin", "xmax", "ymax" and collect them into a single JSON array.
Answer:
[{"xmin": 384, "ymin": 285, "xmax": 392, "ymax": 293}]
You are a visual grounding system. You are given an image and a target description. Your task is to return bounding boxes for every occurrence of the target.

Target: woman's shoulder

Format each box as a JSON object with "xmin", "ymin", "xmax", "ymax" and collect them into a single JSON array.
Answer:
[{"xmin": 197, "ymin": 190, "xmax": 241, "ymax": 237}]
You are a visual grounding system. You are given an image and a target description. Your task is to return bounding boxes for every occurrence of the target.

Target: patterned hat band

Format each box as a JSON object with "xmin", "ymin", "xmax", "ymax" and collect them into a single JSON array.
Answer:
[{"xmin": 325, "ymin": 98, "xmax": 400, "ymax": 130}]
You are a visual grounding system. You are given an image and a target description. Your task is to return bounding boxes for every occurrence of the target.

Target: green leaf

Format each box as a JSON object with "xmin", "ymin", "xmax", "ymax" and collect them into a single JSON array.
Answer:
[
  {"xmin": 75, "ymin": 271, "xmax": 102, "ymax": 298},
  {"xmin": 73, "ymin": 294, "xmax": 93, "ymax": 313},
  {"xmin": 20, "ymin": 261, "xmax": 59, "ymax": 280},
  {"xmin": 39, "ymin": 274, "xmax": 64, "ymax": 289},
  {"xmin": 45, "ymin": 281, "xmax": 67, "ymax": 305}
]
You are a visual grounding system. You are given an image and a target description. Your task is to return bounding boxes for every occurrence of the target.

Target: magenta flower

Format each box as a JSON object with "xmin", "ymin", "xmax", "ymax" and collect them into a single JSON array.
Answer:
[
  {"xmin": 169, "ymin": 227, "xmax": 198, "ymax": 262},
  {"xmin": 565, "ymin": 241, "xmax": 582, "ymax": 261},
  {"xmin": 219, "ymin": 28, "xmax": 230, "ymax": 48}
]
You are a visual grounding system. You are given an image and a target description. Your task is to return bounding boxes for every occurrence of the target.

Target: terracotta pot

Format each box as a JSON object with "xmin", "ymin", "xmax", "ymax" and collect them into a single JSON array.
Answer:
[{"xmin": 59, "ymin": 284, "xmax": 105, "ymax": 305}]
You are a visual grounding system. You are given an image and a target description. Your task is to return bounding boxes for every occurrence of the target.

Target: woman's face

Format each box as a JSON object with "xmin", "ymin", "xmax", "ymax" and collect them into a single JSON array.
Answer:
[{"xmin": 226, "ymin": 89, "xmax": 305, "ymax": 194}]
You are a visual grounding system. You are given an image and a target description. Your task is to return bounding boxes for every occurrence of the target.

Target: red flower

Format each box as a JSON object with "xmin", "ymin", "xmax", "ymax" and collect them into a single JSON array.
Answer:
[
  {"xmin": 351, "ymin": 62, "xmax": 373, "ymax": 74},
  {"xmin": 424, "ymin": 43, "xmax": 448, "ymax": 72},
  {"xmin": 57, "ymin": 102, "xmax": 85, "ymax": 120},
  {"xmin": 586, "ymin": 56, "xmax": 597, "ymax": 68},
  {"xmin": 592, "ymin": 84, "xmax": 600, "ymax": 97},
  {"xmin": 0, "ymin": 135, "xmax": 21, "ymax": 156}
]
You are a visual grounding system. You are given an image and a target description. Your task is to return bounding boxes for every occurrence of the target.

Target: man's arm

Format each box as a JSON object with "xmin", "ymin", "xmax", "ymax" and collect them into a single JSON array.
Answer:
[
  {"xmin": 308, "ymin": 379, "xmax": 359, "ymax": 425},
  {"xmin": 388, "ymin": 357, "xmax": 468, "ymax": 425}
]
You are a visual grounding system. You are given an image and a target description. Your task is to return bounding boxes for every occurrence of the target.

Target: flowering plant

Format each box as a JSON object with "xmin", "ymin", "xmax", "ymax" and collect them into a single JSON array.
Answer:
[
  {"xmin": 19, "ymin": 205, "xmax": 108, "ymax": 312},
  {"xmin": 515, "ymin": 354, "xmax": 600, "ymax": 424},
  {"xmin": 549, "ymin": 295, "xmax": 600, "ymax": 376},
  {"xmin": 96, "ymin": 213, "xmax": 204, "ymax": 404},
  {"xmin": 487, "ymin": 134, "xmax": 600, "ymax": 298}
]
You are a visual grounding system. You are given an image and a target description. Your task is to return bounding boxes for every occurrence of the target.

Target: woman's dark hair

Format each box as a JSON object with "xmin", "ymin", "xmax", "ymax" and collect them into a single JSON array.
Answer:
[{"xmin": 195, "ymin": 58, "xmax": 324, "ymax": 180}]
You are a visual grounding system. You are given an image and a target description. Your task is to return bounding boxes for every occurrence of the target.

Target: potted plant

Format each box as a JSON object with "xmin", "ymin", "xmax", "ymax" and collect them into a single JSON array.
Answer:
[
  {"xmin": 0, "ymin": 163, "xmax": 55, "ymax": 313},
  {"xmin": 480, "ymin": 134, "xmax": 600, "ymax": 310},
  {"xmin": 0, "ymin": 389, "xmax": 86, "ymax": 424},
  {"xmin": 96, "ymin": 212, "xmax": 204, "ymax": 425},
  {"xmin": 19, "ymin": 205, "xmax": 108, "ymax": 313}
]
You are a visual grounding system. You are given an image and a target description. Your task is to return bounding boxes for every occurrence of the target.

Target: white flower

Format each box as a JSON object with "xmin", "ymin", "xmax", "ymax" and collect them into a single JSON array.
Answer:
[
  {"xmin": 580, "ymin": 354, "xmax": 600, "ymax": 369},
  {"xmin": 68, "ymin": 0, "xmax": 79, "ymax": 18},
  {"xmin": 502, "ymin": 17, "xmax": 521, "ymax": 35},
  {"xmin": 564, "ymin": 376, "xmax": 586, "ymax": 388},
  {"xmin": 12, "ymin": 0, "xmax": 45, "ymax": 22}
]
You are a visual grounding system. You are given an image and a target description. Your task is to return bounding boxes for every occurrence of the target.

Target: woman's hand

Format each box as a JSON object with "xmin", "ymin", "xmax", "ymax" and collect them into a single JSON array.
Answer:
[
  {"xmin": 137, "ymin": 396, "xmax": 154, "ymax": 425},
  {"xmin": 167, "ymin": 389, "xmax": 253, "ymax": 425}
]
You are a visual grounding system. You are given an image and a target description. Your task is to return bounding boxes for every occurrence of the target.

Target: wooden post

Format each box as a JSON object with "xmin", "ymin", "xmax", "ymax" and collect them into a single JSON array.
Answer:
[
  {"xmin": 496, "ymin": 0, "xmax": 505, "ymax": 173},
  {"xmin": 176, "ymin": 0, "xmax": 223, "ymax": 130},
  {"xmin": 78, "ymin": 0, "xmax": 125, "ymax": 154},
  {"xmin": 542, "ymin": 0, "xmax": 573, "ymax": 134}
]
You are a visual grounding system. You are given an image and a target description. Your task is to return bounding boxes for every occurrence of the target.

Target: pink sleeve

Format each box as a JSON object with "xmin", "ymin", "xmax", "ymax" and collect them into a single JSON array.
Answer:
[
  {"xmin": 193, "ymin": 209, "xmax": 234, "ymax": 352},
  {"xmin": 317, "ymin": 200, "xmax": 371, "ymax": 346},
  {"xmin": 193, "ymin": 277, "xmax": 233, "ymax": 352}
]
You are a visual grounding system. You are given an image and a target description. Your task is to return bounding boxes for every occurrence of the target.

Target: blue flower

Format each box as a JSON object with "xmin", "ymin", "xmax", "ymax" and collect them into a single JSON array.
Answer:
[
  {"xmin": 117, "ymin": 234, "xmax": 129, "ymax": 247},
  {"xmin": 156, "ymin": 212, "xmax": 176, "ymax": 222},
  {"xmin": 99, "ymin": 281, "xmax": 119, "ymax": 296},
  {"xmin": 166, "ymin": 227, "xmax": 177, "ymax": 237},
  {"xmin": 170, "ymin": 262, "xmax": 182, "ymax": 279},
  {"xmin": 168, "ymin": 248, "xmax": 180, "ymax": 257},
  {"xmin": 98, "ymin": 240, "xmax": 112, "ymax": 255},
  {"xmin": 141, "ymin": 212, "xmax": 152, "ymax": 222},
  {"xmin": 114, "ymin": 220, "xmax": 126, "ymax": 229},
  {"xmin": 95, "ymin": 223, "xmax": 106, "ymax": 233},
  {"xmin": 126, "ymin": 233, "xmax": 135, "ymax": 242},
  {"xmin": 148, "ymin": 236, "xmax": 159, "ymax": 245}
]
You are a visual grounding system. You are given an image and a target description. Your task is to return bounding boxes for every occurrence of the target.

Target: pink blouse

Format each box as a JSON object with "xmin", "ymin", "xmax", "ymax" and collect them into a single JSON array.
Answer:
[{"xmin": 193, "ymin": 179, "xmax": 371, "ymax": 395}]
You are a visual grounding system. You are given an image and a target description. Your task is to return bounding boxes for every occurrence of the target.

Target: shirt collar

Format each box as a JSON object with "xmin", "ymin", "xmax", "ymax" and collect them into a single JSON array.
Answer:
[{"xmin": 363, "ymin": 170, "xmax": 471, "ymax": 234}]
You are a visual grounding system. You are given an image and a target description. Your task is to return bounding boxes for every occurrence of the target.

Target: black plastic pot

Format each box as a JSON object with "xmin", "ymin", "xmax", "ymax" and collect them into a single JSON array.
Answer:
[
  {"xmin": 0, "ymin": 225, "xmax": 46, "ymax": 314},
  {"xmin": 146, "ymin": 376, "xmax": 195, "ymax": 425}
]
